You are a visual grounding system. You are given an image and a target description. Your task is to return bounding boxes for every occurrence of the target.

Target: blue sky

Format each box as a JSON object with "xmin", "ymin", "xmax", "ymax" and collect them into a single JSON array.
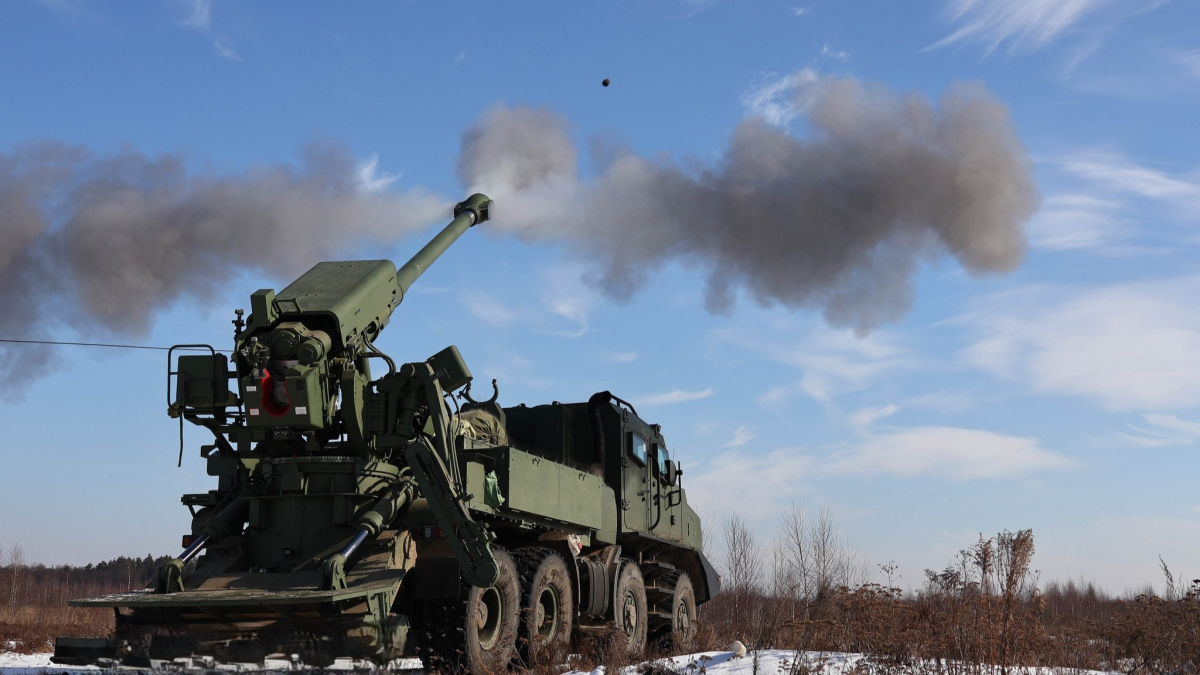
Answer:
[{"xmin": 1, "ymin": 0, "xmax": 1198, "ymax": 593}]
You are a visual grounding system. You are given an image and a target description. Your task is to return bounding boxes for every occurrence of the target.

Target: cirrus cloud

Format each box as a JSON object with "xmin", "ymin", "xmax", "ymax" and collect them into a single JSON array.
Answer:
[
  {"xmin": 961, "ymin": 279, "xmax": 1200, "ymax": 410},
  {"xmin": 828, "ymin": 425, "xmax": 1071, "ymax": 479},
  {"xmin": 636, "ymin": 387, "xmax": 715, "ymax": 407}
]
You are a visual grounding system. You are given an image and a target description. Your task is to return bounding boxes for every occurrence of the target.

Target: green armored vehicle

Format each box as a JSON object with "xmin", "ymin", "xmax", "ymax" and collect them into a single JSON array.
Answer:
[{"xmin": 53, "ymin": 194, "xmax": 720, "ymax": 673}]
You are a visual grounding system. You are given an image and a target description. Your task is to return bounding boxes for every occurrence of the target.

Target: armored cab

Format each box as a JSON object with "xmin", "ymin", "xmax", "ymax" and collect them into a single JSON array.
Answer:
[{"xmin": 52, "ymin": 194, "xmax": 719, "ymax": 674}]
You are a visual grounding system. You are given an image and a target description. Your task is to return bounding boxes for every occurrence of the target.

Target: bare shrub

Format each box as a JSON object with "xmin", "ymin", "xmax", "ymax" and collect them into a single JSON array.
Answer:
[
  {"xmin": 5, "ymin": 523, "xmax": 1200, "ymax": 675},
  {"xmin": 570, "ymin": 625, "xmax": 646, "ymax": 675},
  {"xmin": 696, "ymin": 515, "xmax": 1200, "ymax": 675},
  {"xmin": 701, "ymin": 504, "xmax": 872, "ymax": 659}
]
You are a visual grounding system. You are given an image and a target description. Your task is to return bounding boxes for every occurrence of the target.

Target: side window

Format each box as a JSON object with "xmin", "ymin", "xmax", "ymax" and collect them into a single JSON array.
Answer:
[
  {"xmin": 653, "ymin": 443, "xmax": 668, "ymax": 476},
  {"xmin": 629, "ymin": 433, "xmax": 647, "ymax": 465}
]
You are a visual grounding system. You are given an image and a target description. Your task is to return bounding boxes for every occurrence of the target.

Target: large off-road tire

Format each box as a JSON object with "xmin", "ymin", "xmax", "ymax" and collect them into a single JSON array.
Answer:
[
  {"xmin": 420, "ymin": 548, "xmax": 521, "ymax": 674},
  {"xmin": 646, "ymin": 568, "xmax": 697, "ymax": 649},
  {"xmin": 665, "ymin": 571, "xmax": 697, "ymax": 647},
  {"xmin": 513, "ymin": 547, "xmax": 574, "ymax": 664},
  {"xmin": 613, "ymin": 561, "xmax": 648, "ymax": 653}
]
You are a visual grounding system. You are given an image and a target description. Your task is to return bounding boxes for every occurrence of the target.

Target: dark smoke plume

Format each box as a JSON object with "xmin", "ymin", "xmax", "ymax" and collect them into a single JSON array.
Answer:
[
  {"xmin": 0, "ymin": 140, "xmax": 444, "ymax": 394},
  {"xmin": 0, "ymin": 72, "xmax": 1037, "ymax": 393},
  {"xmin": 458, "ymin": 72, "xmax": 1039, "ymax": 332}
]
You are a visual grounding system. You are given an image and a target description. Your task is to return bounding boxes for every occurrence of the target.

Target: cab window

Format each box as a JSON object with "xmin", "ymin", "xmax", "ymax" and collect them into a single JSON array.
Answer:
[
  {"xmin": 629, "ymin": 433, "xmax": 647, "ymax": 465},
  {"xmin": 653, "ymin": 443, "xmax": 669, "ymax": 476}
]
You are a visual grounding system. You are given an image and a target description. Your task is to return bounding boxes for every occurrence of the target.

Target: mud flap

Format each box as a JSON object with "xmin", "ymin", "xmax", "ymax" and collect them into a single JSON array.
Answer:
[{"xmin": 698, "ymin": 550, "xmax": 723, "ymax": 599}]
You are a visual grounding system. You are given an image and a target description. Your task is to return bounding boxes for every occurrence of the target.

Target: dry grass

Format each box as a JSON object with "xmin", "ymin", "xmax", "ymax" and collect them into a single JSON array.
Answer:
[
  {"xmin": 0, "ymin": 546, "xmax": 166, "ymax": 654},
  {"xmin": 3, "ymin": 529, "xmax": 1199, "ymax": 675},
  {"xmin": 697, "ymin": 519, "xmax": 1200, "ymax": 675}
]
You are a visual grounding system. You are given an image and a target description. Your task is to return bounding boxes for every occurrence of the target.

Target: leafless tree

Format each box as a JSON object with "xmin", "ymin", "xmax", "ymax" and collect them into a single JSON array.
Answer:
[
  {"xmin": 721, "ymin": 514, "xmax": 762, "ymax": 633},
  {"xmin": 7, "ymin": 543, "xmax": 24, "ymax": 608}
]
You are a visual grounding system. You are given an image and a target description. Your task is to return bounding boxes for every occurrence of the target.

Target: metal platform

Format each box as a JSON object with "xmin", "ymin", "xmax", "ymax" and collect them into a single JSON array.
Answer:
[{"xmin": 69, "ymin": 570, "xmax": 405, "ymax": 608}]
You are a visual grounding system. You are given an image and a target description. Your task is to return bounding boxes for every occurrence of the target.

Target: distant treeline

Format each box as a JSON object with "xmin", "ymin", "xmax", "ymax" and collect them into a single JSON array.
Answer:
[
  {"xmin": 0, "ymin": 547, "xmax": 173, "ymax": 602},
  {"xmin": 0, "ymin": 544, "xmax": 171, "ymax": 653},
  {"xmin": 8, "ymin": 554, "xmax": 171, "ymax": 588}
]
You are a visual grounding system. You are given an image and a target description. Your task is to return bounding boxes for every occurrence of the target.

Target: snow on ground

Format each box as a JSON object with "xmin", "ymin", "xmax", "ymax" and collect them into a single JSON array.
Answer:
[
  {"xmin": 1, "ymin": 651, "xmax": 103, "ymax": 674},
  {"xmin": 564, "ymin": 650, "xmax": 1117, "ymax": 675},
  {"xmin": 0, "ymin": 652, "xmax": 423, "ymax": 674},
  {"xmin": 564, "ymin": 650, "xmax": 869, "ymax": 675},
  {"xmin": 0, "ymin": 650, "xmax": 1115, "ymax": 674}
]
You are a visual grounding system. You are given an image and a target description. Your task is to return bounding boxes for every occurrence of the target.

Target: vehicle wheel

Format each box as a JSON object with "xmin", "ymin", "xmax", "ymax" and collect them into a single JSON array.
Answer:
[
  {"xmin": 464, "ymin": 548, "xmax": 521, "ymax": 672},
  {"xmin": 646, "ymin": 568, "xmax": 697, "ymax": 648},
  {"xmin": 513, "ymin": 547, "xmax": 574, "ymax": 663},
  {"xmin": 420, "ymin": 548, "xmax": 520, "ymax": 674},
  {"xmin": 667, "ymin": 572, "xmax": 697, "ymax": 648},
  {"xmin": 613, "ymin": 561, "xmax": 648, "ymax": 653}
]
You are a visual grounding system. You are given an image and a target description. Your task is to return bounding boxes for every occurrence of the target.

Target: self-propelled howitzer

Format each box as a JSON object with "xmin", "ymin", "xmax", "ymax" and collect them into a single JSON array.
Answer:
[{"xmin": 55, "ymin": 193, "xmax": 720, "ymax": 673}]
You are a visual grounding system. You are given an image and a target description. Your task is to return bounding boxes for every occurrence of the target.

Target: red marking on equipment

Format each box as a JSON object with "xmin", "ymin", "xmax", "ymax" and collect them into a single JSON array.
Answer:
[{"xmin": 259, "ymin": 370, "xmax": 291, "ymax": 416}]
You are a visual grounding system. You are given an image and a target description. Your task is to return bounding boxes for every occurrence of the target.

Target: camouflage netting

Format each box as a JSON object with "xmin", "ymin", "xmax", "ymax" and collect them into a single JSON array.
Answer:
[{"xmin": 455, "ymin": 409, "xmax": 508, "ymax": 446}]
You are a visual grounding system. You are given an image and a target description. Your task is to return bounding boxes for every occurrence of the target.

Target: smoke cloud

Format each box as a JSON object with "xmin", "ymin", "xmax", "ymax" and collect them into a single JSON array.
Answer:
[
  {"xmin": 0, "ymin": 140, "xmax": 445, "ymax": 393},
  {"xmin": 458, "ymin": 71, "xmax": 1039, "ymax": 332},
  {"xmin": 0, "ymin": 71, "xmax": 1038, "ymax": 392}
]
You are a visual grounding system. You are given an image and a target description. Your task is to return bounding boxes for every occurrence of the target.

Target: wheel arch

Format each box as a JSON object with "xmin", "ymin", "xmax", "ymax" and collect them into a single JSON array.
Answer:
[
  {"xmin": 615, "ymin": 532, "xmax": 723, "ymax": 604},
  {"xmin": 669, "ymin": 549, "xmax": 721, "ymax": 604}
]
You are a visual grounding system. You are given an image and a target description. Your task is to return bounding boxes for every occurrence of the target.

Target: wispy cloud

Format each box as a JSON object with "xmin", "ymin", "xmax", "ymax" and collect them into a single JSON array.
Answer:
[
  {"xmin": 741, "ymin": 68, "xmax": 820, "ymax": 126},
  {"xmin": 178, "ymin": 0, "xmax": 212, "ymax": 31},
  {"xmin": 754, "ymin": 326, "xmax": 912, "ymax": 409},
  {"xmin": 636, "ymin": 387, "xmax": 714, "ymax": 407},
  {"xmin": 459, "ymin": 266, "xmax": 598, "ymax": 337},
  {"xmin": 462, "ymin": 292, "xmax": 516, "ymax": 329},
  {"xmin": 688, "ymin": 424, "xmax": 1067, "ymax": 521},
  {"xmin": 1026, "ymin": 193, "xmax": 1131, "ymax": 250},
  {"xmin": 540, "ymin": 267, "xmax": 593, "ymax": 337},
  {"xmin": 177, "ymin": 0, "xmax": 240, "ymax": 62},
  {"xmin": 688, "ymin": 448, "xmax": 815, "ymax": 521},
  {"xmin": 546, "ymin": 297, "xmax": 589, "ymax": 337},
  {"xmin": 1030, "ymin": 151, "xmax": 1200, "ymax": 253},
  {"xmin": 960, "ymin": 279, "xmax": 1200, "ymax": 410},
  {"xmin": 725, "ymin": 424, "xmax": 756, "ymax": 447},
  {"xmin": 356, "ymin": 155, "xmax": 401, "ymax": 194},
  {"xmin": 213, "ymin": 36, "xmax": 240, "ymax": 61},
  {"xmin": 1113, "ymin": 413, "xmax": 1200, "ymax": 448},
  {"xmin": 829, "ymin": 426, "xmax": 1071, "ymax": 479},
  {"xmin": 757, "ymin": 380, "xmax": 807, "ymax": 410},
  {"xmin": 792, "ymin": 6, "xmax": 812, "ymax": 16},
  {"xmin": 930, "ymin": 0, "xmax": 1111, "ymax": 54},
  {"xmin": 847, "ymin": 404, "xmax": 899, "ymax": 433},
  {"xmin": 454, "ymin": 51, "xmax": 467, "ymax": 65},
  {"xmin": 820, "ymin": 44, "xmax": 850, "ymax": 61},
  {"xmin": 1058, "ymin": 152, "xmax": 1200, "ymax": 209}
]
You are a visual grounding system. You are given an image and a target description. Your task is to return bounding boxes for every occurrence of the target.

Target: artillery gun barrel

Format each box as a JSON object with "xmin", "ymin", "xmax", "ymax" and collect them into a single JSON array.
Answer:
[{"xmin": 395, "ymin": 193, "xmax": 491, "ymax": 298}]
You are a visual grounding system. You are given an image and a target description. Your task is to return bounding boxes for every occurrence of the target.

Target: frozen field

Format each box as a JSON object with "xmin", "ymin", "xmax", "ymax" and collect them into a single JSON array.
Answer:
[
  {"xmin": 0, "ymin": 650, "xmax": 1113, "ymax": 675},
  {"xmin": 0, "ymin": 650, "xmax": 839, "ymax": 675}
]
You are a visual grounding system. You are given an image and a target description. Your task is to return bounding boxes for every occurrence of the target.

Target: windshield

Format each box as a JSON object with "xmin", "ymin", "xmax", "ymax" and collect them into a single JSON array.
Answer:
[{"xmin": 630, "ymin": 433, "xmax": 647, "ymax": 465}]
